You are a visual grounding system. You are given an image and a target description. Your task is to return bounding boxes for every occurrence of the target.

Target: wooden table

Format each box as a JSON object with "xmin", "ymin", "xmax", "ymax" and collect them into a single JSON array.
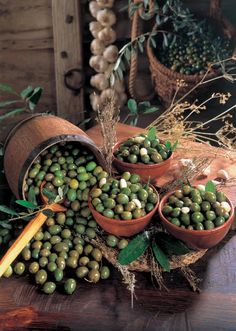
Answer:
[{"xmin": 0, "ymin": 124, "xmax": 236, "ymax": 331}]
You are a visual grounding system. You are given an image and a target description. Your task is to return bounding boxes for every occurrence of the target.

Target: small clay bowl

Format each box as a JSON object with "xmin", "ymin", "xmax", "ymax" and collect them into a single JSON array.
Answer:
[
  {"xmin": 113, "ymin": 140, "xmax": 173, "ymax": 183},
  {"xmin": 158, "ymin": 189, "xmax": 235, "ymax": 250},
  {"xmin": 88, "ymin": 185, "xmax": 159, "ymax": 237}
]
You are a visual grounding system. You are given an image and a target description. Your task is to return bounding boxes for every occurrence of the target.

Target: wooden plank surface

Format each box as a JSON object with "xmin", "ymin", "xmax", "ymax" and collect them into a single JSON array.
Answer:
[
  {"xmin": 0, "ymin": 123, "xmax": 236, "ymax": 331},
  {"xmin": 52, "ymin": 0, "xmax": 84, "ymax": 124}
]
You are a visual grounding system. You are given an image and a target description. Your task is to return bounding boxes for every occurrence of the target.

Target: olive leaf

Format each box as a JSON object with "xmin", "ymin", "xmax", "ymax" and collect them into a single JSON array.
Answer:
[
  {"xmin": 205, "ymin": 180, "xmax": 216, "ymax": 193},
  {"xmin": 42, "ymin": 188, "xmax": 57, "ymax": 203},
  {"xmin": 171, "ymin": 140, "xmax": 179, "ymax": 152},
  {"xmin": 147, "ymin": 127, "xmax": 157, "ymax": 141},
  {"xmin": 156, "ymin": 232, "xmax": 190, "ymax": 256},
  {"xmin": 127, "ymin": 99, "xmax": 138, "ymax": 115},
  {"xmin": 0, "ymin": 83, "xmax": 18, "ymax": 95},
  {"xmin": 151, "ymin": 240, "xmax": 170, "ymax": 272},
  {"xmin": 118, "ymin": 232, "xmax": 151, "ymax": 265},
  {"xmin": 28, "ymin": 186, "xmax": 37, "ymax": 206},
  {"xmin": 0, "ymin": 205, "xmax": 19, "ymax": 216},
  {"xmin": 0, "ymin": 221, "xmax": 12, "ymax": 230},
  {"xmin": 15, "ymin": 200, "xmax": 37, "ymax": 210}
]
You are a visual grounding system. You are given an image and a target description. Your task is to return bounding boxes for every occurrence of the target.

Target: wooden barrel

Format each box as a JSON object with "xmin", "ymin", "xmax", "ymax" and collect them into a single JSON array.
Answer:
[{"xmin": 3, "ymin": 114, "xmax": 106, "ymax": 199}]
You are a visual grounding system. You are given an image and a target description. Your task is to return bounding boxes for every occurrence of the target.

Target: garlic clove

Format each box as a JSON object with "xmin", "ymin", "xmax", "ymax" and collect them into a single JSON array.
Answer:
[
  {"xmin": 89, "ymin": 1, "xmax": 100, "ymax": 18},
  {"xmin": 97, "ymin": 9, "xmax": 116, "ymax": 27},
  {"xmin": 99, "ymin": 177, "xmax": 107, "ymax": 188},
  {"xmin": 217, "ymin": 169, "xmax": 229, "ymax": 180},
  {"xmin": 196, "ymin": 184, "xmax": 205, "ymax": 191},
  {"xmin": 132, "ymin": 199, "xmax": 142, "ymax": 209},
  {"xmin": 140, "ymin": 148, "xmax": 148, "ymax": 156},
  {"xmin": 221, "ymin": 201, "xmax": 231, "ymax": 213},
  {"xmin": 120, "ymin": 178, "xmax": 127, "ymax": 189},
  {"xmin": 181, "ymin": 207, "xmax": 190, "ymax": 214}
]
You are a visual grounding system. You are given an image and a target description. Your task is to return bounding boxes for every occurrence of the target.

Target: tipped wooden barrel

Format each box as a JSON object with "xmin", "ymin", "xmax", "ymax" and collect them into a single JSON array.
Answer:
[{"xmin": 3, "ymin": 114, "xmax": 106, "ymax": 199}]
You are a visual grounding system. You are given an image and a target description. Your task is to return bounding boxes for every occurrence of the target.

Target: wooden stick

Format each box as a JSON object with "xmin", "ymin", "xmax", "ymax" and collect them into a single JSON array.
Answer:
[{"xmin": 0, "ymin": 203, "xmax": 66, "ymax": 278}]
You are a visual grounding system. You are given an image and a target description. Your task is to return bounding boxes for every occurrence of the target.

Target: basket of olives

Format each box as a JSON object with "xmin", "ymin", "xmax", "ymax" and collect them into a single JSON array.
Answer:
[
  {"xmin": 144, "ymin": 0, "xmax": 235, "ymax": 105},
  {"xmin": 89, "ymin": 172, "xmax": 159, "ymax": 237},
  {"xmin": 158, "ymin": 182, "xmax": 235, "ymax": 249},
  {"xmin": 113, "ymin": 129, "xmax": 176, "ymax": 183}
]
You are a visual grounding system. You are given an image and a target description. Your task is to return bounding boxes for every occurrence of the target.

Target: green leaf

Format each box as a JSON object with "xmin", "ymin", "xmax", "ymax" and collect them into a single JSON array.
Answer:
[
  {"xmin": 0, "ymin": 83, "xmax": 18, "ymax": 95},
  {"xmin": 118, "ymin": 232, "xmax": 151, "ymax": 265},
  {"xmin": 205, "ymin": 180, "xmax": 216, "ymax": 193},
  {"xmin": 0, "ymin": 108, "xmax": 26, "ymax": 121},
  {"xmin": 0, "ymin": 221, "xmax": 12, "ymax": 230},
  {"xmin": 150, "ymin": 36, "xmax": 157, "ymax": 48},
  {"xmin": 137, "ymin": 40, "xmax": 144, "ymax": 53},
  {"xmin": 156, "ymin": 232, "xmax": 190, "ymax": 256},
  {"xmin": 20, "ymin": 86, "xmax": 34, "ymax": 99},
  {"xmin": 78, "ymin": 118, "xmax": 92, "ymax": 127},
  {"xmin": 42, "ymin": 188, "xmax": 57, "ymax": 203},
  {"xmin": 147, "ymin": 127, "xmax": 157, "ymax": 141},
  {"xmin": 0, "ymin": 100, "xmax": 21, "ymax": 108},
  {"xmin": 163, "ymin": 33, "xmax": 168, "ymax": 48},
  {"xmin": 171, "ymin": 140, "xmax": 178, "ymax": 152},
  {"xmin": 0, "ymin": 205, "xmax": 18, "ymax": 216},
  {"xmin": 143, "ymin": 107, "xmax": 159, "ymax": 114},
  {"xmin": 28, "ymin": 187, "xmax": 37, "ymax": 206},
  {"xmin": 42, "ymin": 209, "xmax": 54, "ymax": 217},
  {"xmin": 15, "ymin": 200, "xmax": 37, "ymax": 210},
  {"xmin": 127, "ymin": 99, "xmax": 137, "ymax": 115},
  {"xmin": 165, "ymin": 141, "xmax": 172, "ymax": 149},
  {"xmin": 152, "ymin": 240, "xmax": 170, "ymax": 272},
  {"xmin": 27, "ymin": 87, "xmax": 43, "ymax": 110}
]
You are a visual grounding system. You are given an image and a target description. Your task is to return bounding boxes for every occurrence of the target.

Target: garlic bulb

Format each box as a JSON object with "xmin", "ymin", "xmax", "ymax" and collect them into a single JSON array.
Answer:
[
  {"xmin": 90, "ymin": 38, "xmax": 105, "ymax": 55},
  {"xmin": 89, "ymin": 55, "xmax": 109, "ymax": 73},
  {"xmin": 217, "ymin": 169, "xmax": 229, "ymax": 180},
  {"xmin": 98, "ymin": 27, "xmax": 116, "ymax": 45},
  {"xmin": 90, "ymin": 93, "xmax": 101, "ymax": 111},
  {"xmin": 97, "ymin": 0, "xmax": 114, "ymax": 8},
  {"xmin": 97, "ymin": 9, "xmax": 116, "ymax": 27},
  {"xmin": 100, "ymin": 88, "xmax": 118, "ymax": 104},
  {"xmin": 89, "ymin": 21, "xmax": 103, "ymax": 38},
  {"xmin": 89, "ymin": 1, "xmax": 100, "ymax": 18},
  {"xmin": 89, "ymin": 0, "xmax": 127, "ymax": 110},
  {"xmin": 103, "ymin": 45, "xmax": 119, "ymax": 63},
  {"xmin": 90, "ymin": 73, "xmax": 109, "ymax": 91}
]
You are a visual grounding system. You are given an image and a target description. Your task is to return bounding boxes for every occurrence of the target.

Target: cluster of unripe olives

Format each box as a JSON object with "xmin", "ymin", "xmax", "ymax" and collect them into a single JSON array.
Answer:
[
  {"xmin": 114, "ymin": 134, "xmax": 171, "ymax": 164},
  {"xmin": 90, "ymin": 171, "xmax": 158, "ymax": 220},
  {"xmin": 157, "ymin": 29, "xmax": 232, "ymax": 75},
  {"xmin": 162, "ymin": 185, "xmax": 231, "ymax": 230}
]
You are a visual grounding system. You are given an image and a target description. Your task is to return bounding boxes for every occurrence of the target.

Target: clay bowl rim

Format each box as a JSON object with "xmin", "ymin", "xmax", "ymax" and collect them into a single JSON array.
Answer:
[
  {"xmin": 88, "ymin": 183, "xmax": 160, "ymax": 226},
  {"xmin": 112, "ymin": 139, "xmax": 174, "ymax": 170},
  {"xmin": 158, "ymin": 188, "xmax": 235, "ymax": 237}
]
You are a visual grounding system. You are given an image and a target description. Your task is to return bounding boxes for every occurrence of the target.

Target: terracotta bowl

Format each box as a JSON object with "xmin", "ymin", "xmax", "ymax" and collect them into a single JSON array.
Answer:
[
  {"xmin": 158, "ymin": 189, "xmax": 235, "ymax": 250},
  {"xmin": 88, "ymin": 185, "xmax": 159, "ymax": 237},
  {"xmin": 113, "ymin": 140, "xmax": 173, "ymax": 183}
]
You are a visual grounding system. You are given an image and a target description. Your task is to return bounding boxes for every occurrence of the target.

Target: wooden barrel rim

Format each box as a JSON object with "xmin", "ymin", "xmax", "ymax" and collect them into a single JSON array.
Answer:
[
  {"xmin": 19, "ymin": 134, "xmax": 106, "ymax": 199},
  {"xmin": 3, "ymin": 113, "xmax": 50, "ymax": 152}
]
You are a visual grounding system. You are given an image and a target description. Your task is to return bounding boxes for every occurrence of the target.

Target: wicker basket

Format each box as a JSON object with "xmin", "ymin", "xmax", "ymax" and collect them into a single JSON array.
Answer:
[{"xmin": 129, "ymin": 0, "xmax": 236, "ymax": 105}]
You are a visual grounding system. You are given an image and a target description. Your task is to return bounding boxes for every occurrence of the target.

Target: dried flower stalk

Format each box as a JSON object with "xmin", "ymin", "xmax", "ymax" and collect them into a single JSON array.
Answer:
[
  {"xmin": 147, "ymin": 57, "xmax": 236, "ymax": 157},
  {"xmin": 96, "ymin": 94, "xmax": 120, "ymax": 175}
]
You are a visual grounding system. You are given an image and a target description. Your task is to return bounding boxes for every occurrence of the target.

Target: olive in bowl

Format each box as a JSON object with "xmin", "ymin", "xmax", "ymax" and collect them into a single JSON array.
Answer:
[
  {"xmin": 113, "ymin": 133, "xmax": 174, "ymax": 183},
  {"xmin": 158, "ymin": 185, "xmax": 234, "ymax": 249},
  {"xmin": 88, "ymin": 172, "xmax": 159, "ymax": 237}
]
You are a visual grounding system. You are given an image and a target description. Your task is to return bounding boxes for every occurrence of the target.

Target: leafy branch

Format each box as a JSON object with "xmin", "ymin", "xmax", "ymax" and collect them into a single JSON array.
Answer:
[
  {"xmin": 123, "ymin": 98, "xmax": 159, "ymax": 126},
  {"xmin": 0, "ymin": 84, "xmax": 43, "ymax": 121},
  {"xmin": 118, "ymin": 230, "xmax": 190, "ymax": 272}
]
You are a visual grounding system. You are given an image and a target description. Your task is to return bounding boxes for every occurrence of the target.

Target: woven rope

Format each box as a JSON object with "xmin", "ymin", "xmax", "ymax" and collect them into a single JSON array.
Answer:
[{"xmin": 128, "ymin": 0, "xmax": 155, "ymax": 101}]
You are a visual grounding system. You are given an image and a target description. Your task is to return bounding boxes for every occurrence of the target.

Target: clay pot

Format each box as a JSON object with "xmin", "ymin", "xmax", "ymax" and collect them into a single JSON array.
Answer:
[
  {"xmin": 158, "ymin": 189, "xmax": 235, "ymax": 250},
  {"xmin": 88, "ymin": 185, "xmax": 159, "ymax": 237},
  {"xmin": 113, "ymin": 140, "xmax": 173, "ymax": 183}
]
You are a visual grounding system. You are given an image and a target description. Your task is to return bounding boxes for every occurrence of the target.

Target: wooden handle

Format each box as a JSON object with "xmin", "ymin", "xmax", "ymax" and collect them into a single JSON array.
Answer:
[{"xmin": 0, "ymin": 203, "xmax": 66, "ymax": 278}]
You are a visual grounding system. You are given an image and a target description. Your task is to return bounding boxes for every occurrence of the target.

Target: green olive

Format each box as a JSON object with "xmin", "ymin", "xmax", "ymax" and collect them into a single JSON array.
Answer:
[
  {"xmin": 76, "ymin": 266, "xmax": 89, "ymax": 279},
  {"xmin": 106, "ymin": 235, "xmax": 118, "ymax": 247},
  {"xmin": 101, "ymin": 266, "xmax": 110, "ymax": 279},
  {"xmin": 64, "ymin": 278, "xmax": 77, "ymax": 294},
  {"xmin": 35, "ymin": 269, "xmax": 47, "ymax": 285}
]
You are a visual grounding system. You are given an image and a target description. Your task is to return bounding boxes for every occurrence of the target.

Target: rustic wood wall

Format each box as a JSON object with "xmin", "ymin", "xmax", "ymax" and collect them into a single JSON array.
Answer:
[{"xmin": 0, "ymin": 0, "xmax": 235, "ymax": 142}]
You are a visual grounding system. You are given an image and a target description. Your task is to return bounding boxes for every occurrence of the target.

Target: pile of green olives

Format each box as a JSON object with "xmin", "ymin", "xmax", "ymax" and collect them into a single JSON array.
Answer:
[
  {"xmin": 3, "ymin": 142, "xmax": 113, "ymax": 294},
  {"xmin": 4, "ymin": 217, "xmax": 110, "ymax": 294},
  {"xmin": 162, "ymin": 185, "xmax": 231, "ymax": 230},
  {"xmin": 105, "ymin": 235, "xmax": 129, "ymax": 249},
  {"xmin": 114, "ymin": 134, "xmax": 171, "ymax": 164},
  {"xmin": 157, "ymin": 28, "xmax": 232, "ymax": 75},
  {"xmin": 91, "ymin": 172, "xmax": 158, "ymax": 220}
]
